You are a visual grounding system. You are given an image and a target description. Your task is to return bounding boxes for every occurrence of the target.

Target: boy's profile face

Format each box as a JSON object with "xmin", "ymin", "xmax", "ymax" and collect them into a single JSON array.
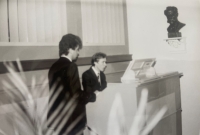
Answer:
[
  {"xmin": 70, "ymin": 46, "xmax": 80, "ymax": 61},
  {"xmin": 95, "ymin": 58, "xmax": 107, "ymax": 72}
]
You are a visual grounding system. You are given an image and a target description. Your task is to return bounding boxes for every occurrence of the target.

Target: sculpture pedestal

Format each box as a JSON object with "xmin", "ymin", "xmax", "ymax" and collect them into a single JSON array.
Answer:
[{"xmin": 168, "ymin": 32, "xmax": 181, "ymax": 38}]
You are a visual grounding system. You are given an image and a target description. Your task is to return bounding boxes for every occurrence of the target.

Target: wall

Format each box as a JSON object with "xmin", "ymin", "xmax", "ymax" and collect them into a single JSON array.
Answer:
[{"xmin": 127, "ymin": 0, "xmax": 200, "ymax": 134}]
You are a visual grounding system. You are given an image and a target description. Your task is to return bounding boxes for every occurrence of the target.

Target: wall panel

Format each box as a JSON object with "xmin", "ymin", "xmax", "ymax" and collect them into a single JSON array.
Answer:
[
  {"xmin": 35, "ymin": 0, "xmax": 45, "ymax": 42},
  {"xmin": 81, "ymin": 0, "xmax": 125, "ymax": 46},
  {"xmin": 9, "ymin": 0, "xmax": 19, "ymax": 42},
  {"xmin": 18, "ymin": 0, "xmax": 28, "ymax": 42},
  {"xmin": 27, "ymin": 0, "xmax": 37, "ymax": 42},
  {"xmin": 0, "ymin": 0, "xmax": 9, "ymax": 42}
]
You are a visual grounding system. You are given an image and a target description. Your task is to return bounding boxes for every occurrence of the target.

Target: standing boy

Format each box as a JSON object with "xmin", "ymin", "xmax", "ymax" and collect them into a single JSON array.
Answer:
[{"xmin": 48, "ymin": 34, "xmax": 95, "ymax": 135}]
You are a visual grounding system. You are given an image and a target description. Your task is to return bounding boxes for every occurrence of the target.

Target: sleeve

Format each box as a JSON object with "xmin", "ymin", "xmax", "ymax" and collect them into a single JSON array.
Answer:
[
  {"xmin": 82, "ymin": 72, "xmax": 95, "ymax": 93},
  {"xmin": 67, "ymin": 63, "xmax": 96, "ymax": 103}
]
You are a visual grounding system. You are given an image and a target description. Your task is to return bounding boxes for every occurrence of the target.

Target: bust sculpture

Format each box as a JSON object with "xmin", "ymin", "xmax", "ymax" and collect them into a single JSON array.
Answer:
[{"xmin": 164, "ymin": 6, "xmax": 186, "ymax": 38}]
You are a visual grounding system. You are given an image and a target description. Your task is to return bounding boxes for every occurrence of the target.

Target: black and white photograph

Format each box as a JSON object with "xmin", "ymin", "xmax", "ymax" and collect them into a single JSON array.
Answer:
[{"xmin": 0, "ymin": 0, "xmax": 199, "ymax": 135}]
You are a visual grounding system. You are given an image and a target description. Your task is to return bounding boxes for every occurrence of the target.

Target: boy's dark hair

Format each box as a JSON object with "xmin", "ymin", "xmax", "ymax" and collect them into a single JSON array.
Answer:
[
  {"xmin": 91, "ymin": 52, "xmax": 107, "ymax": 66},
  {"xmin": 59, "ymin": 34, "xmax": 82, "ymax": 57}
]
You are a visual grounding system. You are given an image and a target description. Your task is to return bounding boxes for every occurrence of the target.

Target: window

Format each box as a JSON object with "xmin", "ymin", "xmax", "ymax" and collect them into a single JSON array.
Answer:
[
  {"xmin": 81, "ymin": 0, "xmax": 125, "ymax": 46},
  {"xmin": 0, "ymin": 0, "xmax": 67, "ymax": 46}
]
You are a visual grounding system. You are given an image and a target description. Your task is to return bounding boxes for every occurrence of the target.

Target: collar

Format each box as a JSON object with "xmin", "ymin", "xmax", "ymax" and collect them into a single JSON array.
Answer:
[
  {"xmin": 92, "ymin": 66, "xmax": 100, "ymax": 76},
  {"xmin": 61, "ymin": 54, "xmax": 72, "ymax": 62}
]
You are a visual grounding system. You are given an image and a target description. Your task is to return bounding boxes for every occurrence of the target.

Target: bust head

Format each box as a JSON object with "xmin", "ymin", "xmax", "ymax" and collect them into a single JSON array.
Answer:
[
  {"xmin": 164, "ymin": 6, "xmax": 185, "ymax": 33},
  {"xmin": 164, "ymin": 7, "xmax": 178, "ymax": 25}
]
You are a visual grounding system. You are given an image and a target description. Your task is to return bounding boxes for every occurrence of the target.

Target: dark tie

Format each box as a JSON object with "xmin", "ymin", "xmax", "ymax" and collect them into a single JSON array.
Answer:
[{"xmin": 97, "ymin": 73, "xmax": 101, "ymax": 85}]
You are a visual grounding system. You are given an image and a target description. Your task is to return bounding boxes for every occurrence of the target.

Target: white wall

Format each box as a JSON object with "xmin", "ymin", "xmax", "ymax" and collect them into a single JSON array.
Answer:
[{"xmin": 127, "ymin": 0, "xmax": 200, "ymax": 135}]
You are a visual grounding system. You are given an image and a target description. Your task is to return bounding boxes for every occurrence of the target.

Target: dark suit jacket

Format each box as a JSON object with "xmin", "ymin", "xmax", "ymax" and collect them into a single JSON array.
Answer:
[
  {"xmin": 47, "ymin": 57, "xmax": 95, "ymax": 135},
  {"xmin": 82, "ymin": 67, "xmax": 107, "ymax": 94}
]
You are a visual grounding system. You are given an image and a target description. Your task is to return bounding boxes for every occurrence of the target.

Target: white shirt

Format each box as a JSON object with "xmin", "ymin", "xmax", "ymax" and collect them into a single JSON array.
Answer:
[{"xmin": 61, "ymin": 54, "xmax": 72, "ymax": 62}]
